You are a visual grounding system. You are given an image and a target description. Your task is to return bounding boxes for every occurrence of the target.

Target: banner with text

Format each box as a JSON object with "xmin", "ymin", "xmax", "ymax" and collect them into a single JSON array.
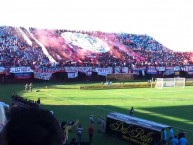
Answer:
[
  {"xmin": 67, "ymin": 72, "xmax": 78, "ymax": 78},
  {"xmin": 164, "ymin": 67, "xmax": 174, "ymax": 75},
  {"xmin": 156, "ymin": 66, "xmax": 165, "ymax": 71},
  {"xmin": 34, "ymin": 72, "xmax": 52, "ymax": 80},
  {"xmin": 93, "ymin": 67, "xmax": 113, "ymax": 76},
  {"xmin": 147, "ymin": 67, "xmax": 158, "ymax": 74},
  {"xmin": 114, "ymin": 66, "xmax": 121, "ymax": 74},
  {"xmin": 122, "ymin": 67, "xmax": 129, "ymax": 74},
  {"xmin": 10, "ymin": 67, "xmax": 34, "ymax": 73},
  {"xmin": 184, "ymin": 66, "xmax": 193, "ymax": 72}
]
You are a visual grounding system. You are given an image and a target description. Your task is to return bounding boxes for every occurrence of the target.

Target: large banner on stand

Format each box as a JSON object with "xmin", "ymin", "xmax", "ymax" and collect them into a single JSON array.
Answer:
[
  {"xmin": 164, "ymin": 67, "xmax": 174, "ymax": 75},
  {"xmin": 9, "ymin": 67, "xmax": 33, "ymax": 79},
  {"xmin": 93, "ymin": 67, "xmax": 113, "ymax": 76},
  {"xmin": 184, "ymin": 66, "xmax": 193, "ymax": 76},
  {"xmin": 78, "ymin": 67, "xmax": 92, "ymax": 76},
  {"xmin": 34, "ymin": 72, "xmax": 52, "ymax": 80},
  {"xmin": 147, "ymin": 66, "xmax": 158, "ymax": 74},
  {"xmin": 0, "ymin": 67, "xmax": 5, "ymax": 74},
  {"xmin": 9, "ymin": 67, "xmax": 34, "ymax": 73}
]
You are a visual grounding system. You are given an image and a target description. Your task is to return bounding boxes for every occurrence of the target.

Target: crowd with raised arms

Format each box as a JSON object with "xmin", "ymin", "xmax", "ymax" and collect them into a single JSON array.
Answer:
[{"xmin": 1, "ymin": 26, "xmax": 193, "ymax": 69}]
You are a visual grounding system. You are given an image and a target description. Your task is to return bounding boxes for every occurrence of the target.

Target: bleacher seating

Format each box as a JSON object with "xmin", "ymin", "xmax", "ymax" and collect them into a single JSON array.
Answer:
[{"xmin": 0, "ymin": 26, "xmax": 193, "ymax": 68}]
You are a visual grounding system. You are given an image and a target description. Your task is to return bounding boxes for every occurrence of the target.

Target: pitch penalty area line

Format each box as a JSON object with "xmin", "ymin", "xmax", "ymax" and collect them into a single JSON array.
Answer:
[{"xmin": 46, "ymin": 93, "xmax": 113, "ymax": 112}]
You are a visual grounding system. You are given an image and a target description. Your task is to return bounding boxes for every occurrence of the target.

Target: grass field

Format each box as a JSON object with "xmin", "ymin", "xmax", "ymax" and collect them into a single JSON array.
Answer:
[{"xmin": 0, "ymin": 82, "xmax": 193, "ymax": 145}]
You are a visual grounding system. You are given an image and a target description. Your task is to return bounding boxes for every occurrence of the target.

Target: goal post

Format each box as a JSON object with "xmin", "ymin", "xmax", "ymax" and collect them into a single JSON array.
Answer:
[
  {"xmin": 174, "ymin": 77, "xmax": 185, "ymax": 88},
  {"xmin": 154, "ymin": 78, "xmax": 164, "ymax": 88},
  {"xmin": 155, "ymin": 77, "xmax": 185, "ymax": 88}
]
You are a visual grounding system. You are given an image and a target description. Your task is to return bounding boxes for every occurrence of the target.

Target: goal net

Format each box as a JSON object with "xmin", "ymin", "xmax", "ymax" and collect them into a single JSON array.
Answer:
[{"xmin": 155, "ymin": 78, "xmax": 185, "ymax": 88}]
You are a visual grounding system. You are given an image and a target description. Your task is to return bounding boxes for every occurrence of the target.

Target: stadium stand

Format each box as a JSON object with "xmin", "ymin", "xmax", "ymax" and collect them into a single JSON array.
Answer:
[
  {"xmin": 0, "ymin": 26, "xmax": 50, "ymax": 68},
  {"xmin": 0, "ymin": 26, "xmax": 193, "ymax": 82},
  {"xmin": 1, "ymin": 26, "xmax": 193, "ymax": 68}
]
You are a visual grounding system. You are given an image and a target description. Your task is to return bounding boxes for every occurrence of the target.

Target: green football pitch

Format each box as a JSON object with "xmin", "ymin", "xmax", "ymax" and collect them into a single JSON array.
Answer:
[{"xmin": 0, "ymin": 82, "xmax": 193, "ymax": 145}]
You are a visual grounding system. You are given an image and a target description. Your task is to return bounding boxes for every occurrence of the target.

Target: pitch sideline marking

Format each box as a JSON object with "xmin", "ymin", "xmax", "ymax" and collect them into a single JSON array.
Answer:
[
  {"xmin": 46, "ymin": 93, "xmax": 113, "ymax": 112},
  {"xmin": 46, "ymin": 93, "xmax": 193, "ymax": 134}
]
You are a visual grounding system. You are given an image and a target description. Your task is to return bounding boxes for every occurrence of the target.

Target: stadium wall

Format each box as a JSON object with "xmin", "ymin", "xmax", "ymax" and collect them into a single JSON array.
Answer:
[{"xmin": 80, "ymin": 83, "xmax": 152, "ymax": 90}]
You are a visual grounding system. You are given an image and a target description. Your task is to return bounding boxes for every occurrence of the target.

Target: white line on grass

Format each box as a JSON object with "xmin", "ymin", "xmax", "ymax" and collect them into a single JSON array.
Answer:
[
  {"xmin": 46, "ymin": 93, "xmax": 113, "ymax": 112},
  {"xmin": 46, "ymin": 93, "xmax": 193, "ymax": 134}
]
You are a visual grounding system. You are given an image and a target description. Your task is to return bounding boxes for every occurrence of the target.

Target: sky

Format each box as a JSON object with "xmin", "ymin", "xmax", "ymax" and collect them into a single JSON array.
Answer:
[{"xmin": 0, "ymin": 0, "xmax": 193, "ymax": 52}]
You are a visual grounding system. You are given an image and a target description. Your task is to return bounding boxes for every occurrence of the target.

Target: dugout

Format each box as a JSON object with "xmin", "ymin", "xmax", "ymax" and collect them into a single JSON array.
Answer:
[
  {"xmin": 106, "ymin": 112, "xmax": 171, "ymax": 145},
  {"xmin": 0, "ymin": 102, "xmax": 9, "ymax": 132}
]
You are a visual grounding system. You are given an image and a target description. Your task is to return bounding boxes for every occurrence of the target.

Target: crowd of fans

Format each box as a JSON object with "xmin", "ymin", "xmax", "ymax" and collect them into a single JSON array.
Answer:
[
  {"xmin": 1, "ymin": 95, "xmax": 108, "ymax": 145},
  {"xmin": 0, "ymin": 26, "xmax": 193, "ymax": 69},
  {"xmin": 11, "ymin": 93, "xmax": 40, "ymax": 108},
  {"xmin": 0, "ymin": 26, "xmax": 50, "ymax": 68}
]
